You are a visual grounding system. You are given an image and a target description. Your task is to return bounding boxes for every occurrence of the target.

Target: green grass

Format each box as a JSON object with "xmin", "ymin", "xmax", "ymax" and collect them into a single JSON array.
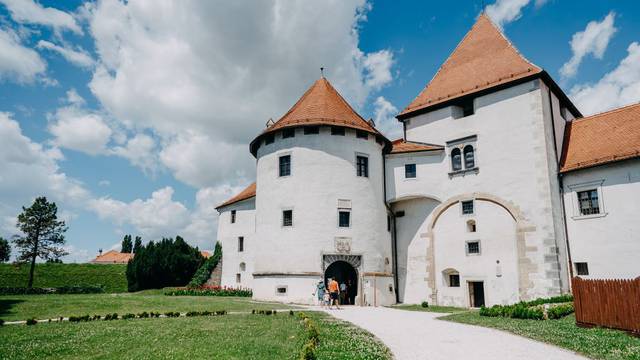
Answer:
[
  {"xmin": 442, "ymin": 311, "xmax": 640, "ymax": 360},
  {"xmin": 390, "ymin": 304, "xmax": 467, "ymax": 313},
  {"xmin": 0, "ymin": 291, "xmax": 290, "ymax": 321},
  {"xmin": 0, "ymin": 263, "xmax": 127, "ymax": 293}
]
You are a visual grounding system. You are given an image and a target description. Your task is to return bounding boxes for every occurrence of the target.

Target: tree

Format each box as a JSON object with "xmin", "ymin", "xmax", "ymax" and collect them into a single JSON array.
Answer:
[
  {"xmin": 133, "ymin": 236, "xmax": 142, "ymax": 253},
  {"xmin": 12, "ymin": 197, "xmax": 68, "ymax": 288},
  {"xmin": 126, "ymin": 236, "xmax": 204, "ymax": 292},
  {"xmin": 0, "ymin": 237, "xmax": 10, "ymax": 262},
  {"xmin": 121, "ymin": 235, "xmax": 133, "ymax": 253}
]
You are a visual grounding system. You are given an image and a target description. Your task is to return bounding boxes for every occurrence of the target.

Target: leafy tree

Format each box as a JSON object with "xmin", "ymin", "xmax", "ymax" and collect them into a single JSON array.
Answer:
[
  {"xmin": 0, "ymin": 237, "xmax": 10, "ymax": 262},
  {"xmin": 121, "ymin": 235, "xmax": 133, "ymax": 253},
  {"xmin": 46, "ymin": 258, "xmax": 63, "ymax": 264},
  {"xmin": 12, "ymin": 197, "xmax": 68, "ymax": 288},
  {"xmin": 133, "ymin": 236, "xmax": 142, "ymax": 253},
  {"xmin": 126, "ymin": 236, "xmax": 204, "ymax": 292}
]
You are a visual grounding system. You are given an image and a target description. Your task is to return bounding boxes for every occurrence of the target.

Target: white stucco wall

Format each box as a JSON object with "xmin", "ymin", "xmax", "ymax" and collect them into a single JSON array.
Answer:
[
  {"xmin": 216, "ymin": 198, "xmax": 255, "ymax": 290},
  {"xmin": 252, "ymin": 126, "xmax": 394, "ymax": 305},
  {"xmin": 562, "ymin": 159, "xmax": 640, "ymax": 279}
]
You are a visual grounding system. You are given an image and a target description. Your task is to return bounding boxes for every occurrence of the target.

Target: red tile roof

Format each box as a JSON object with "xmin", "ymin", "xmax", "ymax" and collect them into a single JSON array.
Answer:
[
  {"xmin": 250, "ymin": 77, "xmax": 390, "ymax": 155},
  {"xmin": 398, "ymin": 14, "xmax": 542, "ymax": 119},
  {"xmin": 390, "ymin": 139, "xmax": 444, "ymax": 154},
  {"xmin": 91, "ymin": 250, "xmax": 134, "ymax": 264},
  {"xmin": 216, "ymin": 182, "xmax": 256, "ymax": 210},
  {"xmin": 560, "ymin": 103, "xmax": 640, "ymax": 173}
]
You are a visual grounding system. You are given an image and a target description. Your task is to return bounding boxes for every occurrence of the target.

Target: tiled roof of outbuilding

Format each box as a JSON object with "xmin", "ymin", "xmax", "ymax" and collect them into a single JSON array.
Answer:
[
  {"xmin": 91, "ymin": 250, "xmax": 134, "ymax": 264},
  {"xmin": 398, "ymin": 14, "xmax": 542, "ymax": 119},
  {"xmin": 390, "ymin": 139, "xmax": 444, "ymax": 154},
  {"xmin": 560, "ymin": 103, "xmax": 640, "ymax": 173},
  {"xmin": 215, "ymin": 182, "xmax": 256, "ymax": 210}
]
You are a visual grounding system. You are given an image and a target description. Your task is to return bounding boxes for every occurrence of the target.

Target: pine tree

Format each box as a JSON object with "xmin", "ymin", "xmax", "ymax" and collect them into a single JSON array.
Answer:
[
  {"xmin": 12, "ymin": 197, "xmax": 68, "ymax": 288},
  {"xmin": 121, "ymin": 235, "xmax": 133, "ymax": 253},
  {"xmin": 133, "ymin": 236, "xmax": 142, "ymax": 253},
  {"xmin": 0, "ymin": 237, "xmax": 10, "ymax": 263}
]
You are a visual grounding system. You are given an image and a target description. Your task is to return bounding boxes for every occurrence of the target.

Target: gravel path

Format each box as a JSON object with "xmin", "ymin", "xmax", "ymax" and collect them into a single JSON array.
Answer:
[{"xmin": 322, "ymin": 306, "xmax": 587, "ymax": 360}]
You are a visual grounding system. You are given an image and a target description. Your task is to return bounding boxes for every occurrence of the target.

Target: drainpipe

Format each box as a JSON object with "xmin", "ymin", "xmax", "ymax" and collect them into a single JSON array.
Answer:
[{"xmin": 382, "ymin": 151, "xmax": 400, "ymax": 304}]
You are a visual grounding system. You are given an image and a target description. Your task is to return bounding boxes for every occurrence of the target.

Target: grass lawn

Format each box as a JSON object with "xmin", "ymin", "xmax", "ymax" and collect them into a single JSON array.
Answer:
[
  {"xmin": 0, "ymin": 291, "xmax": 290, "ymax": 321},
  {"xmin": 442, "ymin": 311, "xmax": 640, "ymax": 360},
  {"xmin": 0, "ymin": 263, "xmax": 127, "ymax": 293},
  {"xmin": 390, "ymin": 304, "xmax": 467, "ymax": 313}
]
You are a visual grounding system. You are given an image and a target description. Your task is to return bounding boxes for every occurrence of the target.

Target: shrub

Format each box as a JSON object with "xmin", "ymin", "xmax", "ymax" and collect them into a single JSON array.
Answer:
[
  {"xmin": 215, "ymin": 310, "xmax": 226, "ymax": 315},
  {"xmin": 164, "ymin": 311, "xmax": 180, "ymax": 318},
  {"xmin": 547, "ymin": 303, "xmax": 574, "ymax": 319},
  {"xmin": 480, "ymin": 295, "xmax": 573, "ymax": 320},
  {"xmin": 126, "ymin": 236, "xmax": 205, "ymax": 292},
  {"xmin": 104, "ymin": 313, "xmax": 118, "ymax": 320},
  {"xmin": 289, "ymin": 310, "xmax": 294, "ymax": 316},
  {"xmin": 421, "ymin": 301, "xmax": 429, "ymax": 308},
  {"xmin": 187, "ymin": 242, "xmax": 222, "ymax": 288},
  {"xmin": 92, "ymin": 315, "xmax": 101, "ymax": 321},
  {"xmin": 300, "ymin": 342, "xmax": 317, "ymax": 360},
  {"xmin": 138, "ymin": 311, "xmax": 149, "ymax": 318},
  {"xmin": 122, "ymin": 313, "xmax": 135, "ymax": 320},
  {"xmin": 26, "ymin": 318, "xmax": 37, "ymax": 325}
]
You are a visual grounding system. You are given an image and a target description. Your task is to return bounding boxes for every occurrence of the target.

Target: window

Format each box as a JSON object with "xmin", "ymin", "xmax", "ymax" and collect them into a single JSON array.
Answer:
[
  {"xmin": 387, "ymin": 216, "xmax": 391, "ymax": 232},
  {"xmin": 461, "ymin": 200, "xmax": 474, "ymax": 215},
  {"xmin": 463, "ymin": 145, "xmax": 475, "ymax": 169},
  {"xmin": 338, "ymin": 210, "xmax": 350, "ymax": 227},
  {"xmin": 279, "ymin": 155, "xmax": 291, "ymax": 177},
  {"xmin": 282, "ymin": 210, "xmax": 293, "ymax": 227},
  {"xmin": 265, "ymin": 133, "xmax": 275, "ymax": 144},
  {"xmin": 238, "ymin": 237, "xmax": 244, "ymax": 252},
  {"xmin": 451, "ymin": 148, "xmax": 462, "ymax": 171},
  {"xmin": 331, "ymin": 127, "xmax": 345, "ymax": 136},
  {"xmin": 230, "ymin": 210, "xmax": 236, "ymax": 224},
  {"xmin": 282, "ymin": 128, "xmax": 295, "ymax": 138},
  {"xmin": 276, "ymin": 286, "xmax": 287, "ymax": 295},
  {"xmin": 395, "ymin": 210, "xmax": 405, "ymax": 217},
  {"xmin": 356, "ymin": 156, "xmax": 368, "ymax": 177},
  {"xmin": 575, "ymin": 262, "xmax": 589, "ymax": 276},
  {"xmin": 356, "ymin": 130, "xmax": 368, "ymax": 139},
  {"xmin": 304, "ymin": 126, "xmax": 319, "ymax": 135},
  {"xmin": 577, "ymin": 190, "xmax": 599, "ymax": 215},
  {"xmin": 449, "ymin": 274, "xmax": 460, "ymax": 287},
  {"xmin": 236, "ymin": 273, "xmax": 241, "ymax": 283},
  {"xmin": 462, "ymin": 98, "xmax": 474, "ymax": 117},
  {"xmin": 405, "ymin": 164, "xmax": 416, "ymax": 178},
  {"xmin": 467, "ymin": 219, "xmax": 476, "ymax": 232},
  {"xmin": 239, "ymin": 262, "xmax": 246, "ymax": 272},
  {"xmin": 466, "ymin": 241, "xmax": 480, "ymax": 255}
]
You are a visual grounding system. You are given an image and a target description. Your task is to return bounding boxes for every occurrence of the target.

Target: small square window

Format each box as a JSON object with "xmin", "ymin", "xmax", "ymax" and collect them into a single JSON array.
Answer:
[
  {"xmin": 230, "ymin": 210, "xmax": 236, "ymax": 224},
  {"xmin": 575, "ymin": 262, "xmax": 589, "ymax": 276},
  {"xmin": 282, "ymin": 210, "xmax": 293, "ymax": 227},
  {"xmin": 395, "ymin": 210, "xmax": 405, "ymax": 217},
  {"xmin": 265, "ymin": 133, "xmax": 275, "ymax": 144},
  {"xmin": 279, "ymin": 155, "xmax": 291, "ymax": 177},
  {"xmin": 466, "ymin": 241, "xmax": 480, "ymax": 255},
  {"xmin": 449, "ymin": 274, "xmax": 460, "ymax": 287},
  {"xmin": 356, "ymin": 156, "xmax": 368, "ymax": 177},
  {"xmin": 577, "ymin": 190, "xmax": 599, "ymax": 215},
  {"xmin": 276, "ymin": 286, "xmax": 287, "ymax": 295},
  {"xmin": 338, "ymin": 210, "xmax": 350, "ymax": 227},
  {"xmin": 304, "ymin": 126, "xmax": 319, "ymax": 135},
  {"xmin": 236, "ymin": 273, "xmax": 241, "ymax": 283},
  {"xmin": 405, "ymin": 164, "xmax": 416, "ymax": 178},
  {"xmin": 461, "ymin": 200, "xmax": 474, "ymax": 215},
  {"xmin": 282, "ymin": 128, "xmax": 295, "ymax": 138},
  {"xmin": 331, "ymin": 127, "xmax": 345, "ymax": 136},
  {"xmin": 238, "ymin": 237, "xmax": 244, "ymax": 252},
  {"xmin": 356, "ymin": 130, "xmax": 368, "ymax": 139}
]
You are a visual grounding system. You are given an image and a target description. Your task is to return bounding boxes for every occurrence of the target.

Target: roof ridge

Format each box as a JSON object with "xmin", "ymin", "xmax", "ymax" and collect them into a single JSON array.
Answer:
[{"xmin": 572, "ymin": 102, "xmax": 640, "ymax": 123}]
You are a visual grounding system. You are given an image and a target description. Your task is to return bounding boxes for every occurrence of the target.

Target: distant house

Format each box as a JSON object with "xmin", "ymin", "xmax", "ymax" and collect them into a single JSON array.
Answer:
[{"xmin": 90, "ymin": 249, "xmax": 211, "ymax": 264}]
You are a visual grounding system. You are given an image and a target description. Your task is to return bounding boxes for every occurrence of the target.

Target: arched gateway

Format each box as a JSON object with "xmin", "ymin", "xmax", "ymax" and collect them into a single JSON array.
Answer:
[{"xmin": 323, "ymin": 255, "xmax": 360, "ymax": 305}]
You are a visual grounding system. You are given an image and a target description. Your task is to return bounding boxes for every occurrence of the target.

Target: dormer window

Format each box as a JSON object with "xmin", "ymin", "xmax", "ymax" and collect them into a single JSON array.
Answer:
[{"xmin": 462, "ymin": 98, "xmax": 474, "ymax": 117}]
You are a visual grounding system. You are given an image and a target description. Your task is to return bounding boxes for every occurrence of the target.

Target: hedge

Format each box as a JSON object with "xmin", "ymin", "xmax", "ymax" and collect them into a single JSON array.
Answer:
[
  {"xmin": 480, "ymin": 294, "xmax": 574, "ymax": 320},
  {"xmin": 0, "ymin": 285, "xmax": 105, "ymax": 295},
  {"xmin": 165, "ymin": 286, "xmax": 252, "ymax": 297},
  {"xmin": 188, "ymin": 242, "xmax": 222, "ymax": 288}
]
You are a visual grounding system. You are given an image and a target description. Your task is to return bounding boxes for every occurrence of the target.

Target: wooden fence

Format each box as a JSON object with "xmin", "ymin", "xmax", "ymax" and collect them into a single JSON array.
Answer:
[{"xmin": 572, "ymin": 277, "xmax": 640, "ymax": 335}]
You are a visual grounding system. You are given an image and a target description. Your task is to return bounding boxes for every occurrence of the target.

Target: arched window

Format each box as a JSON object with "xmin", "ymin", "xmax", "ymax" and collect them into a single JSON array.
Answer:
[
  {"xmin": 466, "ymin": 219, "xmax": 476, "ymax": 233},
  {"xmin": 239, "ymin": 262, "xmax": 246, "ymax": 272},
  {"xmin": 442, "ymin": 268, "xmax": 460, "ymax": 287},
  {"xmin": 464, "ymin": 145, "xmax": 475, "ymax": 169},
  {"xmin": 451, "ymin": 148, "xmax": 462, "ymax": 171}
]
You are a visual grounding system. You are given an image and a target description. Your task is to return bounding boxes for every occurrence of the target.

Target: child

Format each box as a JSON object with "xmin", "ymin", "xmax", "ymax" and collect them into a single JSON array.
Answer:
[{"xmin": 323, "ymin": 291, "xmax": 330, "ymax": 308}]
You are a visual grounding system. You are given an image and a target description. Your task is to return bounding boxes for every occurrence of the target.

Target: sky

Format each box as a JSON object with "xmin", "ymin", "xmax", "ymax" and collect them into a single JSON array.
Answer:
[{"xmin": 1, "ymin": 0, "xmax": 639, "ymax": 262}]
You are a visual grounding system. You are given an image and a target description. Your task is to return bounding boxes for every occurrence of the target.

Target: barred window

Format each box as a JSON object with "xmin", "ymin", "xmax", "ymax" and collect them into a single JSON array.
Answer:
[
  {"xmin": 282, "ymin": 210, "xmax": 293, "ymax": 227},
  {"xmin": 356, "ymin": 156, "xmax": 368, "ymax": 177},
  {"xmin": 466, "ymin": 241, "xmax": 480, "ymax": 255},
  {"xmin": 279, "ymin": 155, "xmax": 291, "ymax": 177},
  {"xmin": 575, "ymin": 262, "xmax": 589, "ymax": 276},
  {"xmin": 461, "ymin": 200, "xmax": 474, "ymax": 215},
  {"xmin": 577, "ymin": 190, "xmax": 599, "ymax": 215},
  {"xmin": 405, "ymin": 164, "xmax": 416, "ymax": 178}
]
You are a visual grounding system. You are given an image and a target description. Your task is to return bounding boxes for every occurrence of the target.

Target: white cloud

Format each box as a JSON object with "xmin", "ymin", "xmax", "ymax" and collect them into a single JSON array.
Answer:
[
  {"xmin": 48, "ymin": 91, "xmax": 113, "ymax": 155},
  {"xmin": 0, "ymin": 0, "xmax": 82, "ymax": 35},
  {"xmin": 485, "ymin": 0, "xmax": 531, "ymax": 28},
  {"xmin": 37, "ymin": 40, "xmax": 94, "ymax": 69},
  {"xmin": 110, "ymin": 133, "xmax": 159, "ymax": 175},
  {"xmin": 86, "ymin": 0, "xmax": 394, "ymax": 190},
  {"xmin": 0, "ymin": 28, "xmax": 46, "ymax": 83},
  {"xmin": 98, "ymin": 180, "xmax": 110, "ymax": 187},
  {"xmin": 373, "ymin": 96, "xmax": 402, "ymax": 139},
  {"xmin": 570, "ymin": 42, "xmax": 640, "ymax": 115},
  {"xmin": 63, "ymin": 244, "xmax": 92, "ymax": 263},
  {"xmin": 560, "ymin": 12, "xmax": 617, "ymax": 79}
]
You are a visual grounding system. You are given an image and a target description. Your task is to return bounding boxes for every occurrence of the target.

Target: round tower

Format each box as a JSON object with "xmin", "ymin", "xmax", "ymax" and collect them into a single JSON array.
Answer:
[{"xmin": 249, "ymin": 77, "xmax": 395, "ymax": 305}]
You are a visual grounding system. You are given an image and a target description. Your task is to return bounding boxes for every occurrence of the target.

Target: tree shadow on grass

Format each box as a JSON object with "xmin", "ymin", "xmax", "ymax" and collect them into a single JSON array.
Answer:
[{"xmin": 0, "ymin": 299, "xmax": 24, "ymax": 317}]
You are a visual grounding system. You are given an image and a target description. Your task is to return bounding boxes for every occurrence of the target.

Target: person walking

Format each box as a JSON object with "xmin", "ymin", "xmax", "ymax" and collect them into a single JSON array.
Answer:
[
  {"xmin": 313, "ymin": 279, "xmax": 326, "ymax": 308},
  {"xmin": 328, "ymin": 277, "xmax": 340, "ymax": 310},
  {"xmin": 340, "ymin": 281, "xmax": 347, "ymax": 305}
]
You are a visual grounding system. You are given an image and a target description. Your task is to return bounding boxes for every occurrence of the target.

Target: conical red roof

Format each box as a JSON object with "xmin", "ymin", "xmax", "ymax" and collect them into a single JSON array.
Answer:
[
  {"xmin": 250, "ymin": 77, "xmax": 389, "ymax": 155},
  {"xmin": 398, "ymin": 14, "xmax": 542, "ymax": 118}
]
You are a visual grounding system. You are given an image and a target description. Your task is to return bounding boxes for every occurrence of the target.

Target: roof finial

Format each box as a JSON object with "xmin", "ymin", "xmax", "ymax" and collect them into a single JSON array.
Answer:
[{"xmin": 320, "ymin": 67, "xmax": 325, "ymax": 78}]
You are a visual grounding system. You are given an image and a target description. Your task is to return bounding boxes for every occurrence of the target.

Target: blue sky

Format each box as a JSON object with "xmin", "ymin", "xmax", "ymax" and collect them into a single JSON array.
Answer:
[{"xmin": 1, "ymin": 0, "xmax": 638, "ymax": 262}]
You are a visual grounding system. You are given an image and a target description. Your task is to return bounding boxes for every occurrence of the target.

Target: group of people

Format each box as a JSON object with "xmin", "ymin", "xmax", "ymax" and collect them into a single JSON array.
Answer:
[{"xmin": 314, "ymin": 277, "xmax": 355, "ymax": 309}]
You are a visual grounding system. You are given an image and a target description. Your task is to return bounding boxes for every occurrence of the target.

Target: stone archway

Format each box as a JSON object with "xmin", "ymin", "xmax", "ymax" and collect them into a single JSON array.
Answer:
[{"xmin": 323, "ymin": 255, "xmax": 361, "ymax": 305}]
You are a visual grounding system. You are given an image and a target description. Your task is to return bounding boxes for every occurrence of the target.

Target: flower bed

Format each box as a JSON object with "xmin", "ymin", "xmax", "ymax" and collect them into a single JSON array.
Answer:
[
  {"xmin": 165, "ymin": 286, "xmax": 252, "ymax": 297},
  {"xmin": 480, "ymin": 294, "xmax": 574, "ymax": 320}
]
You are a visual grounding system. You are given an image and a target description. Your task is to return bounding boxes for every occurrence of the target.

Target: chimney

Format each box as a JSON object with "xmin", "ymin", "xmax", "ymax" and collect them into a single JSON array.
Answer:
[{"xmin": 98, "ymin": 248, "xmax": 103, "ymax": 256}]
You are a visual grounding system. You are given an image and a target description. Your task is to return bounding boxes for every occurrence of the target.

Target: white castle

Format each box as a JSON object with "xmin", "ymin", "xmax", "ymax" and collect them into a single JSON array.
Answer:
[{"xmin": 215, "ymin": 15, "xmax": 640, "ymax": 307}]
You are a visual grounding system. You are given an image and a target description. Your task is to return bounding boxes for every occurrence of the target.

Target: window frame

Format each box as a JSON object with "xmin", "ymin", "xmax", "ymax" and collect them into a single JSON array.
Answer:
[
  {"xmin": 404, "ymin": 163, "xmax": 417, "ymax": 179},
  {"xmin": 238, "ymin": 236, "xmax": 244, "ymax": 252},
  {"xmin": 356, "ymin": 130, "xmax": 368, "ymax": 139},
  {"xmin": 461, "ymin": 200, "xmax": 474, "ymax": 216},
  {"xmin": 577, "ymin": 189, "xmax": 600, "ymax": 216},
  {"xmin": 331, "ymin": 127, "xmax": 345, "ymax": 136},
  {"xmin": 265, "ymin": 133, "xmax": 275, "ymax": 145},
  {"xmin": 282, "ymin": 128, "xmax": 295, "ymax": 139},
  {"xmin": 567, "ymin": 180, "xmax": 607, "ymax": 220},
  {"xmin": 575, "ymin": 262, "xmax": 589, "ymax": 276},
  {"xmin": 278, "ymin": 154, "xmax": 291, "ymax": 177},
  {"xmin": 230, "ymin": 210, "xmax": 236, "ymax": 224},
  {"xmin": 446, "ymin": 135, "xmax": 479, "ymax": 177},
  {"xmin": 449, "ymin": 274, "xmax": 460, "ymax": 287},
  {"xmin": 356, "ymin": 154, "xmax": 369, "ymax": 178},
  {"xmin": 282, "ymin": 209, "xmax": 293, "ymax": 227},
  {"xmin": 304, "ymin": 126, "xmax": 319, "ymax": 135},
  {"xmin": 236, "ymin": 273, "xmax": 241, "ymax": 283},
  {"xmin": 338, "ymin": 210, "xmax": 351, "ymax": 228},
  {"xmin": 463, "ymin": 145, "xmax": 475, "ymax": 169},
  {"xmin": 451, "ymin": 148, "xmax": 462, "ymax": 171},
  {"xmin": 465, "ymin": 240, "xmax": 481, "ymax": 256}
]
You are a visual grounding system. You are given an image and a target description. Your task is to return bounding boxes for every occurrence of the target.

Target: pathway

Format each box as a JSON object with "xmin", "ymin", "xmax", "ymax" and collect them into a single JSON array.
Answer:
[{"xmin": 322, "ymin": 306, "xmax": 587, "ymax": 360}]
